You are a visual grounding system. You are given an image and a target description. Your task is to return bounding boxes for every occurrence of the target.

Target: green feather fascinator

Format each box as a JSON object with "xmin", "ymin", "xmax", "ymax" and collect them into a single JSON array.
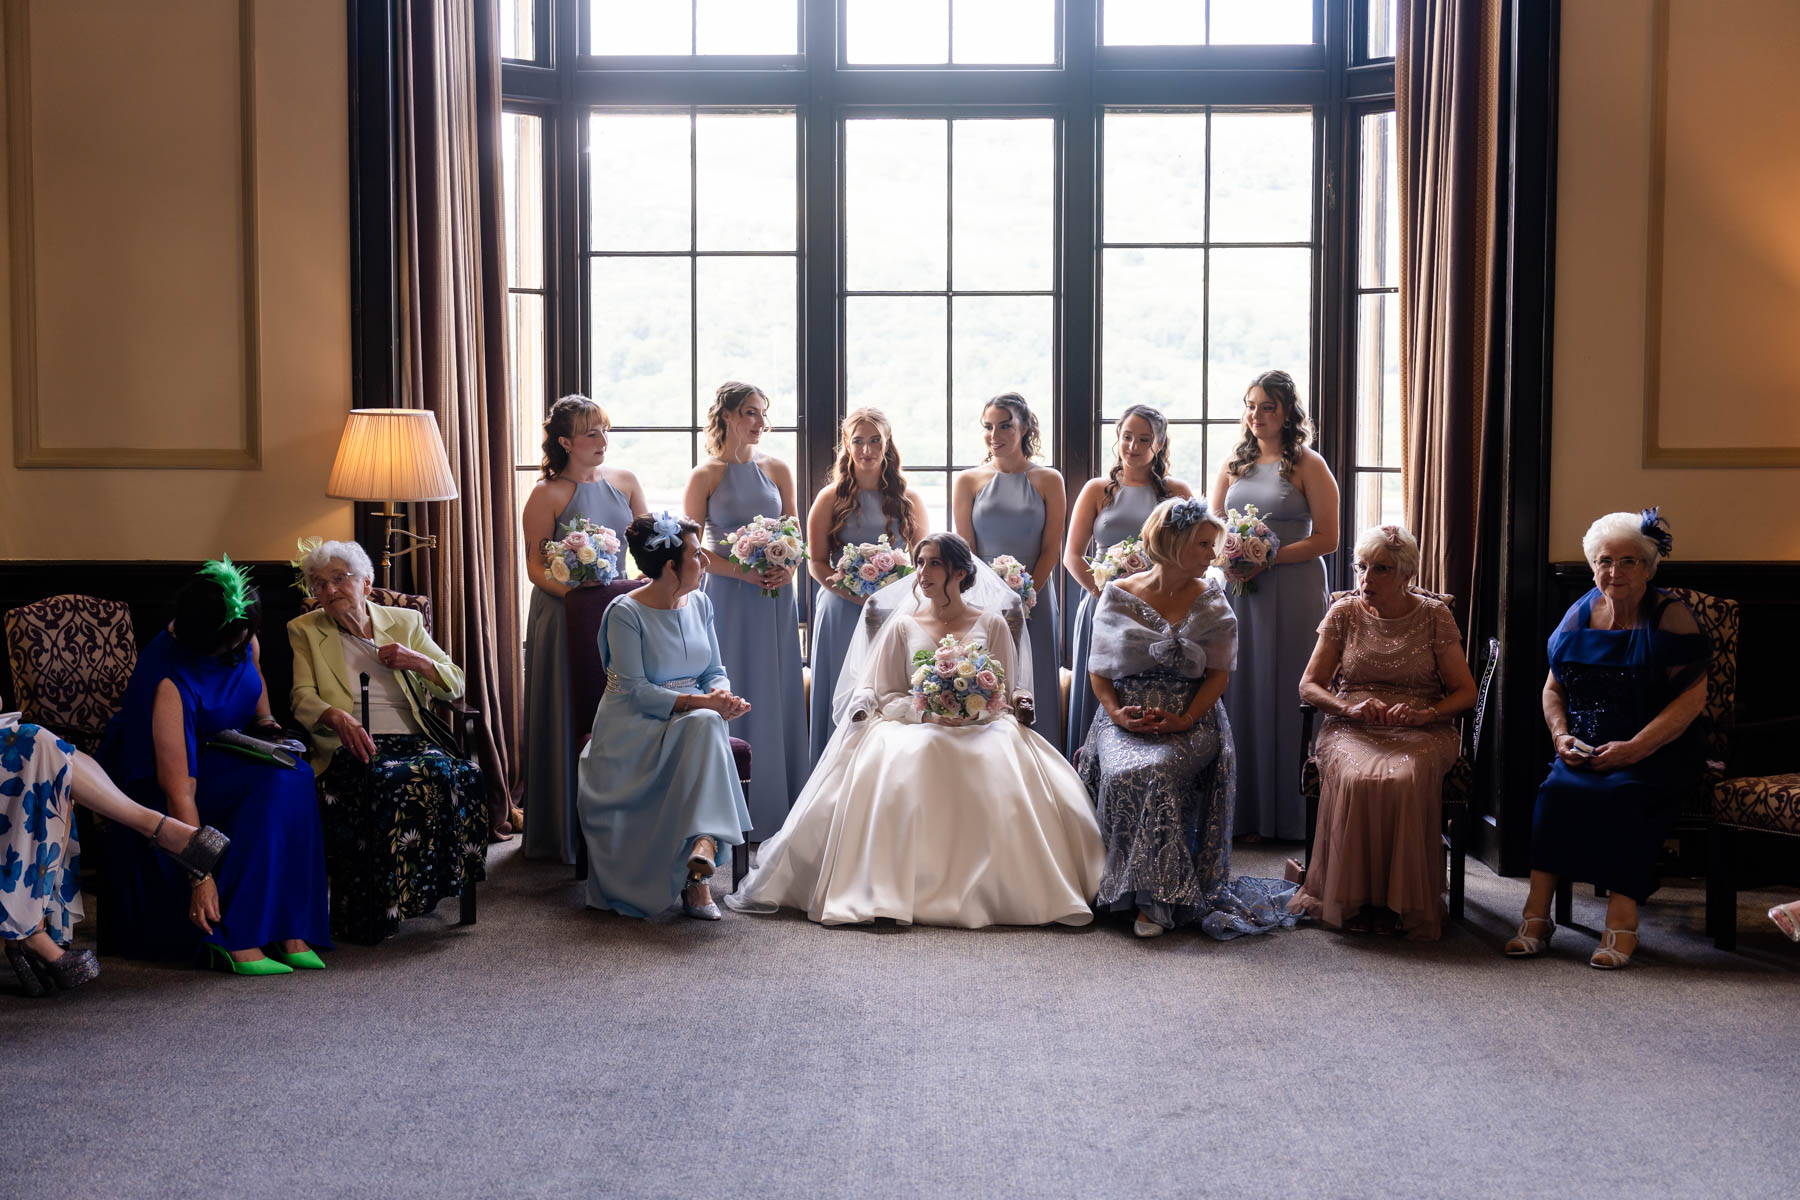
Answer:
[{"xmin": 197, "ymin": 554, "xmax": 256, "ymax": 627}]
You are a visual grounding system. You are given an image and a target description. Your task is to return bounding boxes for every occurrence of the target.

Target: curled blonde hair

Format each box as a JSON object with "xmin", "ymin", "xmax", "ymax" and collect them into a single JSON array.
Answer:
[
  {"xmin": 702, "ymin": 381, "xmax": 769, "ymax": 458},
  {"xmin": 1141, "ymin": 497, "xmax": 1226, "ymax": 570}
]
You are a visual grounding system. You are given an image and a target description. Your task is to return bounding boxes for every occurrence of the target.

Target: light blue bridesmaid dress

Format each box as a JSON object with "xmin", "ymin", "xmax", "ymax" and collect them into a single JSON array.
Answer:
[
  {"xmin": 1221, "ymin": 462, "xmax": 1329, "ymax": 840},
  {"xmin": 703, "ymin": 459, "xmax": 811, "ymax": 837},
  {"xmin": 577, "ymin": 592, "xmax": 752, "ymax": 918},
  {"xmin": 808, "ymin": 490, "xmax": 899, "ymax": 764},
  {"xmin": 1064, "ymin": 482, "xmax": 1160, "ymax": 758},
  {"xmin": 970, "ymin": 469, "xmax": 1061, "ymax": 729},
  {"xmin": 523, "ymin": 476, "xmax": 635, "ymax": 863}
]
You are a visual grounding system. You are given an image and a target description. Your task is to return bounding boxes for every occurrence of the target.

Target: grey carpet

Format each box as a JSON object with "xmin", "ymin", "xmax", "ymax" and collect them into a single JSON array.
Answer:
[{"xmin": 7, "ymin": 842, "xmax": 1797, "ymax": 1198}]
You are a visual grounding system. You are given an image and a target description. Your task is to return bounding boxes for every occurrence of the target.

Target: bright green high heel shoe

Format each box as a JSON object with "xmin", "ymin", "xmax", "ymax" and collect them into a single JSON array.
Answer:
[
  {"xmin": 207, "ymin": 945, "xmax": 293, "ymax": 976},
  {"xmin": 269, "ymin": 948, "xmax": 325, "ymax": 970}
]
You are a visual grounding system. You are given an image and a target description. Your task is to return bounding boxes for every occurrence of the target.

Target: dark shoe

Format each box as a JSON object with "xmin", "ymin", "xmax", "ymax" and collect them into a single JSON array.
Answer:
[
  {"xmin": 6, "ymin": 941, "xmax": 100, "ymax": 996},
  {"xmin": 152, "ymin": 814, "xmax": 229, "ymax": 878}
]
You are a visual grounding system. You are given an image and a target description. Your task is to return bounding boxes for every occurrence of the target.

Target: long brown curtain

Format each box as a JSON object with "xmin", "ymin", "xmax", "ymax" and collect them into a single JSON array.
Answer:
[
  {"xmin": 1398, "ymin": 0, "xmax": 1503, "ymax": 614},
  {"xmin": 393, "ymin": 0, "xmax": 522, "ymax": 828}
]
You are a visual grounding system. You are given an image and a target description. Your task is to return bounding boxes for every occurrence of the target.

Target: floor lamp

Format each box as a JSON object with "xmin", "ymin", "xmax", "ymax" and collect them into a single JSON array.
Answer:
[{"xmin": 326, "ymin": 408, "xmax": 460, "ymax": 590}]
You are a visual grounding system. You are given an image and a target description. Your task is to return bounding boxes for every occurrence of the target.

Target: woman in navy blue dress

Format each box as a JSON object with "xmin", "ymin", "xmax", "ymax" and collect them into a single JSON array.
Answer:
[
  {"xmin": 1504, "ymin": 510, "xmax": 1708, "ymax": 970},
  {"xmin": 102, "ymin": 560, "xmax": 332, "ymax": 976}
]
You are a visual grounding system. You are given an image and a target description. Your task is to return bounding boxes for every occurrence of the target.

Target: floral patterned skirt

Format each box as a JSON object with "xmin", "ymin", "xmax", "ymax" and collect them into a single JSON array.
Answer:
[
  {"xmin": 0, "ymin": 718, "xmax": 84, "ymax": 944},
  {"xmin": 318, "ymin": 736, "xmax": 487, "ymax": 944}
]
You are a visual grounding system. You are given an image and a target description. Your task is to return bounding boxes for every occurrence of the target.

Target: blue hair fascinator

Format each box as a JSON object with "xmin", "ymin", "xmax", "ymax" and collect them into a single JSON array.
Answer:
[
  {"xmin": 646, "ymin": 511, "xmax": 685, "ymax": 551},
  {"xmin": 1639, "ymin": 507, "xmax": 1673, "ymax": 558},
  {"xmin": 1167, "ymin": 497, "xmax": 1210, "ymax": 530}
]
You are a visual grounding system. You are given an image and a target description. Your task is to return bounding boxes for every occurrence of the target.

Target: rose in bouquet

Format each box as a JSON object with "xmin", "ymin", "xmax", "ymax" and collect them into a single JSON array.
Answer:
[
  {"xmin": 543, "ymin": 517, "xmax": 622, "ymax": 586},
  {"xmin": 1085, "ymin": 534, "xmax": 1150, "ymax": 588},
  {"xmin": 724, "ymin": 513, "xmax": 807, "ymax": 598},
  {"xmin": 909, "ymin": 634, "xmax": 1009, "ymax": 723},
  {"xmin": 1220, "ymin": 504, "xmax": 1281, "ymax": 596},
  {"xmin": 988, "ymin": 555, "xmax": 1037, "ymax": 616},
  {"xmin": 832, "ymin": 534, "xmax": 913, "ymax": 600}
]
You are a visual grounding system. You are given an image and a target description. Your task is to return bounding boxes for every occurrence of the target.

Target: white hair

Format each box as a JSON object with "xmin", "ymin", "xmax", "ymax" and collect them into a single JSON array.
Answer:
[
  {"xmin": 1353, "ymin": 524, "xmax": 1420, "ymax": 580},
  {"xmin": 299, "ymin": 539, "xmax": 375, "ymax": 585},
  {"xmin": 1581, "ymin": 512, "xmax": 1661, "ymax": 573}
]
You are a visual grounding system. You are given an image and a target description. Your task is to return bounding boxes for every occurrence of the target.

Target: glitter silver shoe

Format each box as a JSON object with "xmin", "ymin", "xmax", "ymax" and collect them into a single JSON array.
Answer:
[
  {"xmin": 151, "ymin": 814, "xmax": 230, "ymax": 879},
  {"xmin": 682, "ymin": 881, "xmax": 722, "ymax": 921},
  {"xmin": 6, "ymin": 941, "xmax": 100, "ymax": 996}
]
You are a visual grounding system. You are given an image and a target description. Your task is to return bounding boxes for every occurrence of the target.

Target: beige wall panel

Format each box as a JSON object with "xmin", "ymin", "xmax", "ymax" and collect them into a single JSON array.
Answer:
[{"xmin": 1551, "ymin": 0, "xmax": 1800, "ymax": 561}]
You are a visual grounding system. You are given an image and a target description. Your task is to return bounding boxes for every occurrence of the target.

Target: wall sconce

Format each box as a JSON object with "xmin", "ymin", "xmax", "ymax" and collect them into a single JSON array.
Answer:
[{"xmin": 325, "ymin": 408, "xmax": 459, "ymax": 589}]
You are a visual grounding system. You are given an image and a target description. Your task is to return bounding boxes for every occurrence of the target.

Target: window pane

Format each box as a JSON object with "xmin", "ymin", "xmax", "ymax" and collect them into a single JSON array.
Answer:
[
  {"xmin": 500, "ymin": 0, "xmax": 534, "ymax": 61},
  {"xmin": 1103, "ymin": 0, "xmax": 1206, "ymax": 45},
  {"xmin": 1103, "ymin": 113, "xmax": 1206, "ymax": 244},
  {"xmin": 1102, "ymin": 248, "xmax": 1206, "ymax": 420},
  {"xmin": 590, "ymin": 0, "xmax": 691, "ymax": 54},
  {"xmin": 846, "ymin": 0, "xmax": 949, "ymax": 64},
  {"xmin": 590, "ymin": 114, "xmax": 691, "ymax": 251},
  {"xmin": 846, "ymin": 120, "xmax": 947, "ymax": 290},
  {"xmin": 515, "ymin": 467, "xmax": 536, "ymax": 617},
  {"xmin": 1368, "ymin": 0, "xmax": 1397, "ymax": 59},
  {"xmin": 1359, "ymin": 110, "xmax": 1398, "ymax": 289},
  {"xmin": 590, "ymin": 257, "xmax": 691, "ymax": 428},
  {"xmin": 696, "ymin": 0, "xmax": 798, "ymax": 55},
  {"xmin": 608, "ymin": 430, "xmax": 696, "ymax": 520},
  {"xmin": 1354, "ymin": 471, "xmax": 1404, "ymax": 536},
  {"xmin": 953, "ymin": 0, "xmax": 1055, "ymax": 64},
  {"xmin": 697, "ymin": 257, "xmax": 798, "ymax": 428},
  {"xmin": 953, "ymin": 119, "xmax": 1054, "ymax": 291},
  {"xmin": 1205, "ymin": 422, "xmax": 1242, "ymax": 492},
  {"xmin": 502, "ymin": 112, "xmax": 543, "ymax": 289},
  {"xmin": 1356, "ymin": 292, "xmax": 1401, "ymax": 468},
  {"xmin": 1164, "ymin": 423, "xmax": 1207, "ymax": 496},
  {"xmin": 509, "ymin": 293, "xmax": 546, "ymax": 468},
  {"xmin": 951, "ymin": 296, "xmax": 1053, "ymax": 466},
  {"xmin": 847, "ymin": 297, "xmax": 948, "ymax": 468},
  {"xmin": 1209, "ymin": 111, "xmax": 1313, "ymax": 243},
  {"xmin": 1206, "ymin": 248, "xmax": 1310, "ymax": 418},
  {"xmin": 1209, "ymin": 0, "xmax": 1314, "ymax": 45},
  {"xmin": 754, "ymin": 430, "xmax": 802, "ymax": 503},
  {"xmin": 910, "ymin": 470, "xmax": 951, "ymax": 534},
  {"xmin": 697, "ymin": 113, "xmax": 795, "ymax": 251}
]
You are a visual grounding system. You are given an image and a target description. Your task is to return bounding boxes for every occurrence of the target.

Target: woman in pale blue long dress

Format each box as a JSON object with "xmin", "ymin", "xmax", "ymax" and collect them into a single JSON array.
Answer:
[
  {"xmin": 683, "ymin": 382, "xmax": 810, "ymax": 839},
  {"xmin": 809, "ymin": 490, "xmax": 903, "ymax": 763},
  {"xmin": 578, "ymin": 517, "xmax": 752, "ymax": 918},
  {"xmin": 1209, "ymin": 372, "xmax": 1337, "ymax": 840},
  {"xmin": 522, "ymin": 396, "xmax": 644, "ymax": 863}
]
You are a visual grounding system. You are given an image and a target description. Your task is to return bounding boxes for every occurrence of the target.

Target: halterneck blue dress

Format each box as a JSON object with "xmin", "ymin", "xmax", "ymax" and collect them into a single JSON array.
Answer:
[
  {"xmin": 1221, "ymin": 462, "xmax": 1330, "ymax": 840},
  {"xmin": 703, "ymin": 459, "xmax": 810, "ymax": 837},
  {"xmin": 523, "ymin": 475, "xmax": 635, "ymax": 863},
  {"xmin": 809, "ymin": 489, "xmax": 900, "ymax": 765},
  {"xmin": 100, "ymin": 632, "xmax": 331, "ymax": 962},
  {"xmin": 971, "ymin": 469, "xmax": 1061, "ymax": 729},
  {"xmin": 1065, "ymin": 482, "xmax": 1159, "ymax": 758}
]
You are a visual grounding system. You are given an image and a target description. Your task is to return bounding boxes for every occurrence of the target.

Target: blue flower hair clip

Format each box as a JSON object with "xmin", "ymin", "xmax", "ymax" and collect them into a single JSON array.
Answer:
[
  {"xmin": 1639, "ymin": 506, "xmax": 1673, "ymax": 558},
  {"xmin": 1167, "ymin": 497, "xmax": 1210, "ymax": 530},
  {"xmin": 646, "ymin": 511, "xmax": 685, "ymax": 551}
]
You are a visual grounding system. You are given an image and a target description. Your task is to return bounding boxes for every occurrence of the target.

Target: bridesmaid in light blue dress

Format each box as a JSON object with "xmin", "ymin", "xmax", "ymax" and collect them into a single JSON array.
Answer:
[
  {"xmin": 1062, "ymin": 405, "xmax": 1192, "ymax": 758},
  {"xmin": 684, "ymin": 381, "xmax": 810, "ymax": 838},
  {"xmin": 1209, "ymin": 370, "xmax": 1338, "ymax": 841},
  {"xmin": 521, "ymin": 396, "xmax": 646, "ymax": 863},
  {"xmin": 579, "ymin": 514, "xmax": 752, "ymax": 920},
  {"xmin": 804, "ymin": 407, "xmax": 926, "ymax": 764},
  {"xmin": 954, "ymin": 393, "xmax": 1066, "ymax": 733}
]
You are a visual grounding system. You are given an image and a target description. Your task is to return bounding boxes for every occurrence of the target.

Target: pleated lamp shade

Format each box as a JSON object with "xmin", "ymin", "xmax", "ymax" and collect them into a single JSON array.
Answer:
[{"xmin": 326, "ymin": 409, "xmax": 459, "ymax": 502}]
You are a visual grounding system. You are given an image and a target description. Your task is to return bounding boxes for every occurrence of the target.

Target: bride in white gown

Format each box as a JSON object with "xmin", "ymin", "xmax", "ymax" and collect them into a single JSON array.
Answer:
[{"xmin": 727, "ymin": 532, "xmax": 1103, "ymax": 927}]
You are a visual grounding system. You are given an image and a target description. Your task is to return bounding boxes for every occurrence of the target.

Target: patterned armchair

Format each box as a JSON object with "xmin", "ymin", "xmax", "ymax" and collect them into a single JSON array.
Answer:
[
  {"xmin": 3, "ymin": 595, "xmax": 137, "ymax": 754},
  {"xmin": 1297, "ymin": 589, "xmax": 1501, "ymax": 923}
]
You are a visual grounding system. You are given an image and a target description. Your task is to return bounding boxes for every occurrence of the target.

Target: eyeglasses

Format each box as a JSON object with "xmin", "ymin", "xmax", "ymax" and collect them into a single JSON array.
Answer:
[
  {"xmin": 308, "ymin": 571, "xmax": 360, "ymax": 593},
  {"xmin": 1594, "ymin": 557, "xmax": 1643, "ymax": 570}
]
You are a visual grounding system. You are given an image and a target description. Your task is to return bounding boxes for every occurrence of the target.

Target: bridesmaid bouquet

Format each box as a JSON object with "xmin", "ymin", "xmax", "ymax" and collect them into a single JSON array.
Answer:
[
  {"xmin": 988, "ymin": 555, "xmax": 1038, "ymax": 616},
  {"xmin": 544, "ymin": 517, "xmax": 622, "ymax": 586},
  {"xmin": 724, "ymin": 514, "xmax": 806, "ymax": 598},
  {"xmin": 833, "ymin": 535, "xmax": 913, "ymax": 599},
  {"xmin": 1220, "ymin": 505, "xmax": 1281, "ymax": 596},
  {"xmin": 1086, "ymin": 535, "xmax": 1150, "ymax": 587},
  {"xmin": 910, "ymin": 634, "xmax": 1009, "ymax": 723}
]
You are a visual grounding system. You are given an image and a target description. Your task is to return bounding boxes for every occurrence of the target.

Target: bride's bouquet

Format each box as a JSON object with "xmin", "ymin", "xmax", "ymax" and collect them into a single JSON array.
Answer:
[
  {"xmin": 544, "ymin": 517, "xmax": 622, "ymax": 586},
  {"xmin": 723, "ymin": 514, "xmax": 806, "ymax": 597},
  {"xmin": 1086, "ymin": 535, "xmax": 1150, "ymax": 587},
  {"xmin": 832, "ymin": 534, "xmax": 913, "ymax": 599},
  {"xmin": 988, "ymin": 555, "xmax": 1037, "ymax": 616},
  {"xmin": 1220, "ymin": 505, "xmax": 1281, "ymax": 596},
  {"xmin": 910, "ymin": 634, "xmax": 1008, "ymax": 723}
]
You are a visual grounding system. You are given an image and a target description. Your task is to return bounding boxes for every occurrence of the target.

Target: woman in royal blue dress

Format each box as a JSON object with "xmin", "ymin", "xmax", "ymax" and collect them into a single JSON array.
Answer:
[
  {"xmin": 1504, "ymin": 510, "xmax": 1708, "ymax": 970},
  {"xmin": 578, "ymin": 513, "xmax": 753, "ymax": 920},
  {"xmin": 102, "ymin": 560, "xmax": 332, "ymax": 976}
]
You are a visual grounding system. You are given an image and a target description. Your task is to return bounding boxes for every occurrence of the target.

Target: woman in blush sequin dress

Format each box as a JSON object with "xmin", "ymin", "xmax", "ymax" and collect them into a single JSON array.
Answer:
[{"xmin": 1290, "ymin": 525, "xmax": 1476, "ymax": 941}]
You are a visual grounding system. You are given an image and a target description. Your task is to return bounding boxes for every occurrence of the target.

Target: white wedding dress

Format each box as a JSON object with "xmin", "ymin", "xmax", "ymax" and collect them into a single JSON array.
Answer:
[{"xmin": 728, "ymin": 606, "xmax": 1104, "ymax": 928}]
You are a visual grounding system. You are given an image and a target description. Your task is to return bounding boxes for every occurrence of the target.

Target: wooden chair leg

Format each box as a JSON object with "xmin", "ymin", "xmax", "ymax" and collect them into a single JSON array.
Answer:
[
  {"xmin": 1708, "ymin": 823, "xmax": 1737, "ymax": 951},
  {"xmin": 733, "ymin": 842, "xmax": 749, "ymax": 889},
  {"xmin": 1554, "ymin": 878, "xmax": 1573, "ymax": 927},
  {"xmin": 575, "ymin": 835, "xmax": 589, "ymax": 882},
  {"xmin": 459, "ymin": 880, "xmax": 477, "ymax": 925},
  {"xmin": 1447, "ymin": 805, "xmax": 1466, "ymax": 922}
]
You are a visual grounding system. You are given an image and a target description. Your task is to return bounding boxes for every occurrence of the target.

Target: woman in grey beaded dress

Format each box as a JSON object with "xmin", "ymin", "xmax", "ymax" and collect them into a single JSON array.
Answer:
[
  {"xmin": 954, "ymin": 392, "xmax": 1066, "ymax": 740},
  {"xmin": 805, "ymin": 407, "xmax": 926, "ymax": 764},
  {"xmin": 1079, "ymin": 497, "xmax": 1300, "ymax": 939},
  {"xmin": 1208, "ymin": 370, "xmax": 1337, "ymax": 841},
  {"xmin": 521, "ymin": 395, "xmax": 647, "ymax": 861},
  {"xmin": 1062, "ymin": 405, "xmax": 1191, "ymax": 757}
]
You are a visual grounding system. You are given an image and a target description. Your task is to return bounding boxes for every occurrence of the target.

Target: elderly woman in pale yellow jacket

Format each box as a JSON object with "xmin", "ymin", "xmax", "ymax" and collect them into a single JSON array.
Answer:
[{"xmin": 288, "ymin": 539, "xmax": 486, "ymax": 944}]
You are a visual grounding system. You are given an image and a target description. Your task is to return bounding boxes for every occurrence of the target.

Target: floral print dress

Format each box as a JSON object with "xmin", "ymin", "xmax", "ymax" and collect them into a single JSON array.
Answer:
[{"xmin": 0, "ymin": 715, "xmax": 84, "ymax": 945}]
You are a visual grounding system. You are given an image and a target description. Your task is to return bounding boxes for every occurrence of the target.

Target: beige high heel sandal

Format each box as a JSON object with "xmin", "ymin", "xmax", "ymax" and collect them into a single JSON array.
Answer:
[
  {"xmin": 1504, "ymin": 915, "xmax": 1555, "ymax": 957},
  {"xmin": 1589, "ymin": 928, "xmax": 1638, "ymax": 969}
]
